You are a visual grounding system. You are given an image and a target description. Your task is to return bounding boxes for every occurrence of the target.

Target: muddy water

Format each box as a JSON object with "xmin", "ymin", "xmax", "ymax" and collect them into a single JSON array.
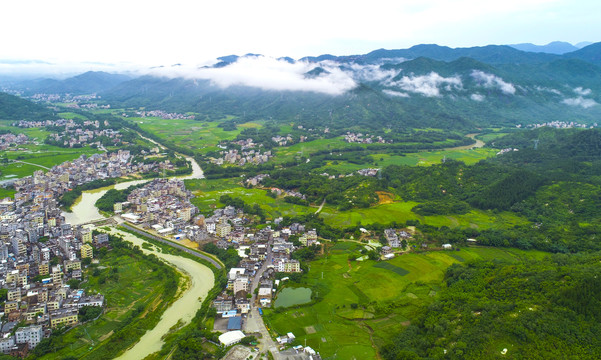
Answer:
[
  {"xmin": 62, "ymin": 156, "xmax": 203, "ymax": 225},
  {"xmin": 109, "ymin": 228, "xmax": 214, "ymax": 360},
  {"xmin": 444, "ymin": 133, "xmax": 485, "ymax": 151}
]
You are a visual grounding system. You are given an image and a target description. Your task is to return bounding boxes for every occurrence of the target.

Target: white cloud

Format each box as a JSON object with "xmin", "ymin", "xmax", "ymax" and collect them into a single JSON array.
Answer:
[
  {"xmin": 382, "ymin": 90, "xmax": 410, "ymax": 97},
  {"xmin": 471, "ymin": 70, "xmax": 515, "ymax": 94},
  {"xmin": 345, "ymin": 63, "xmax": 399, "ymax": 82},
  {"xmin": 574, "ymin": 87, "xmax": 592, "ymax": 96},
  {"xmin": 562, "ymin": 96, "xmax": 598, "ymax": 109},
  {"xmin": 148, "ymin": 56, "xmax": 357, "ymax": 96},
  {"xmin": 388, "ymin": 72, "xmax": 462, "ymax": 97},
  {"xmin": 470, "ymin": 93, "xmax": 485, "ymax": 101},
  {"xmin": 535, "ymin": 86, "xmax": 562, "ymax": 95}
]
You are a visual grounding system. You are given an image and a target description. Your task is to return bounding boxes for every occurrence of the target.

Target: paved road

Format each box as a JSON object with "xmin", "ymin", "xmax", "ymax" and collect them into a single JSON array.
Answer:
[
  {"xmin": 244, "ymin": 242, "xmax": 281, "ymax": 359},
  {"xmin": 120, "ymin": 223, "xmax": 223, "ymax": 270},
  {"xmin": 246, "ymin": 307, "xmax": 280, "ymax": 360}
]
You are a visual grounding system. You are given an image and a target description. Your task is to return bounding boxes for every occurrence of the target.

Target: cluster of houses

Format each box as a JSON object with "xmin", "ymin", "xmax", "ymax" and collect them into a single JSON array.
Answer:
[
  {"xmin": 15, "ymin": 118, "xmax": 124, "ymax": 148},
  {"xmin": 343, "ymin": 132, "xmax": 390, "ymax": 144},
  {"xmin": 245, "ymin": 174, "xmax": 270, "ymax": 187},
  {"xmin": 496, "ymin": 148, "xmax": 519, "ymax": 156},
  {"xmin": 212, "ymin": 218, "xmax": 317, "ymax": 325},
  {"xmin": 271, "ymin": 135, "xmax": 294, "ymax": 146},
  {"xmin": 521, "ymin": 121, "xmax": 598, "ymax": 129},
  {"xmin": 45, "ymin": 126, "xmax": 122, "ymax": 148},
  {"xmin": 268, "ymin": 187, "xmax": 306, "ymax": 200},
  {"xmin": 116, "ymin": 178, "xmax": 198, "ymax": 237},
  {"xmin": 14, "ymin": 119, "xmax": 85, "ymax": 129},
  {"xmin": 12, "ymin": 150, "xmax": 165, "ymax": 197},
  {"xmin": 357, "ymin": 168, "xmax": 380, "ymax": 177},
  {"xmin": 210, "ymin": 148, "xmax": 273, "ymax": 167},
  {"xmin": 135, "ymin": 110, "xmax": 195, "ymax": 120},
  {"xmin": 27, "ymin": 94, "xmax": 108, "ymax": 109},
  {"xmin": 0, "ymin": 133, "xmax": 30, "ymax": 150}
]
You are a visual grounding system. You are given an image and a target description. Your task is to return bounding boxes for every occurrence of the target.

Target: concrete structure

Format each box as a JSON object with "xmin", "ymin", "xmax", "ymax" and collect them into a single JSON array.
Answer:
[
  {"xmin": 81, "ymin": 244, "xmax": 93, "ymax": 258},
  {"xmin": 218, "ymin": 330, "xmax": 246, "ymax": 347},
  {"xmin": 15, "ymin": 325, "xmax": 43, "ymax": 348}
]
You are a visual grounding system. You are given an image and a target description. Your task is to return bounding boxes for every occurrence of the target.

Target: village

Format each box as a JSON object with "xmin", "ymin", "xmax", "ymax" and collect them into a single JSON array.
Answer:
[
  {"xmin": 16, "ymin": 118, "xmax": 125, "ymax": 148},
  {"xmin": 0, "ymin": 150, "xmax": 180, "ymax": 357},
  {"xmin": 343, "ymin": 132, "xmax": 390, "ymax": 144}
]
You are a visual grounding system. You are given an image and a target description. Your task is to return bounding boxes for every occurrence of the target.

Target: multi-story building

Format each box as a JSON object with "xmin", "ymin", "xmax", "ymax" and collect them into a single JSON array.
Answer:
[
  {"xmin": 50, "ymin": 308, "xmax": 79, "ymax": 328},
  {"xmin": 81, "ymin": 244, "xmax": 93, "ymax": 259}
]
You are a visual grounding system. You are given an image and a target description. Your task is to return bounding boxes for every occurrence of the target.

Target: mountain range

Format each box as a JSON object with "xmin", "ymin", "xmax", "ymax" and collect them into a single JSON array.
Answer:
[{"xmin": 2, "ymin": 42, "xmax": 601, "ymax": 130}]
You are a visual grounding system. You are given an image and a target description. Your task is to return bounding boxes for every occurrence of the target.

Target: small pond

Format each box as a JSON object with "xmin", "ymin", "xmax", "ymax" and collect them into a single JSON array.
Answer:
[{"xmin": 274, "ymin": 287, "xmax": 312, "ymax": 308}]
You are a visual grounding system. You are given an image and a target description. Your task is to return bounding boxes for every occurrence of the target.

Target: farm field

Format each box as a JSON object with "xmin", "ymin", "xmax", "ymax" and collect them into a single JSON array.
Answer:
[
  {"xmin": 319, "ymin": 200, "xmax": 529, "ymax": 230},
  {"xmin": 131, "ymin": 117, "xmax": 262, "ymax": 153},
  {"xmin": 0, "ymin": 147, "xmax": 100, "ymax": 179},
  {"xmin": 186, "ymin": 179, "xmax": 317, "ymax": 217},
  {"xmin": 311, "ymin": 147, "xmax": 498, "ymax": 175},
  {"xmin": 264, "ymin": 243, "xmax": 548, "ymax": 359}
]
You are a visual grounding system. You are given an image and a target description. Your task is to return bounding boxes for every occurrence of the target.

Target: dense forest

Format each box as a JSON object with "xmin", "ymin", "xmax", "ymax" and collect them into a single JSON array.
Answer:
[
  {"xmin": 0, "ymin": 92, "xmax": 56, "ymax": 121},
  {"xmin": 383, "ymin": 253, "xmax": 601, "ymax": 359}
]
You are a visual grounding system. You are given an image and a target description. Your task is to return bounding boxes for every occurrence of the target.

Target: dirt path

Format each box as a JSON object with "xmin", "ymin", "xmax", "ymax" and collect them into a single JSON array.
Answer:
[
  {"xmin": 12, "ymin": 160, "xmax": 51, "ymax": 170},
  {"xmin": 316, "ymin": 198, "xmax": 326, "ymax": 213}
]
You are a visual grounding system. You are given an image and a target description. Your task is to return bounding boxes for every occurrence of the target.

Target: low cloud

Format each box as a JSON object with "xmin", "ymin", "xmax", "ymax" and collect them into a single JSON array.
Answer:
[
  {"xmin": 345, "ymin": 63, "xmax": 398, "ymax": 83},
  {"xmin": 470, "ymin": 93, "xmax": 485, "ymax": 101},
  {"xmin": 573, "ymin": 87, "xmax": 592, "ymax": 96},
  {"xmin": 382, "ymin": 89, "xmax": 410, "ymax": 97},
  {"xmin": 562, "ymin": 96, "xmax": 598, "ymax": 109},
  {"xmin": 471, "ymin": 70, "xmax": 515, "ymax": 95},
  {"xmin": 149, "ymin": 56, "xmax": 357, "ymax": 95},
  {"xmin": 388, "ymin": 72, "xmax": 462, "ymax": 97}
]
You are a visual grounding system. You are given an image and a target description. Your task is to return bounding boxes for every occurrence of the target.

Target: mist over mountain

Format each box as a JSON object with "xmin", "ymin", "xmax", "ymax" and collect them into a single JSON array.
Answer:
[{"xmin": 3, "ymin": 42, "xmax": 601, "ymax": 131}]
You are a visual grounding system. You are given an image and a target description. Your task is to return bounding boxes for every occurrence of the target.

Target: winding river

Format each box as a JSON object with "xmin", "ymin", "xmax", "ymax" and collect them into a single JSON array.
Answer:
[
  {"xmin": 62, "ymin": 155, "xmax": 211, "ymax": 359},
  {"xmin": 62, "ymin": 155, "xmax": 203, "ymax": 225},
  {"xmin": 111, "ymin": 228, "xmax": 214, "ymax": 360}
]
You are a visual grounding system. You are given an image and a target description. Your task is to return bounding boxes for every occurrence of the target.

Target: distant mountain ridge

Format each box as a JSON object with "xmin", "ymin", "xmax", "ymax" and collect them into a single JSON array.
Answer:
[
  {"xmin": 12, "ymin": 71, "xmax": 131, "ymax": 95},
  {"xmin": 508, "ymin": 41, "xmax": 579, "ymax": 55},
  {"xmin": 3, "ymin": 41, "xmax": 601, "ymax": 132},
  {"xmin": 301, "ymin": 41, "xmax": 601, "ymax": 66}
]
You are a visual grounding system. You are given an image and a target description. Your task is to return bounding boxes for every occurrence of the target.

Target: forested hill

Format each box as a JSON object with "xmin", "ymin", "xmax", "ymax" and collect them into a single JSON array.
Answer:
[
  {"xmin": 0, "ymin": 92, "xmax": 55, "ymax": 121},
  {"xmin": 383, "ymin": 252, "xmax": 601, "ymax": 359},
  {"xmin": 99, "ymin": 43, "xmax": 601, "ymax": 130}
]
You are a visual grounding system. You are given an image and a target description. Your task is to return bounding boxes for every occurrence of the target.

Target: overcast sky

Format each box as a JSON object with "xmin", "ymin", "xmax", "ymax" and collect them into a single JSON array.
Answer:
[{"xmin": 1, "ymin": 0, "xmax": 599, "ymax": 68}]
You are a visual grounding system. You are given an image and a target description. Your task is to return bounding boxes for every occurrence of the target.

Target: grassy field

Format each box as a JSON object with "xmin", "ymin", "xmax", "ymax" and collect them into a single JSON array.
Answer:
[
  {"xmin": 132, "ymin": 117, "xmax": 261, "ymax": 153},
  {"xmin": 0, "ymin": 187, "xmax": 16, "ymax": 199},
  {"xmin": 39, "ymin": 247, "xmax": 178, "ymax": 359},
  {"xmin": 0, "ymin": 120, "xmax": 101, "ymax": 179},
  {"xmin": 264, "ymin": 243, "xmax": 548, "ymax": 359},
  {"xmin": 0, "ymin": 147, "xmax": 99, "ymax": 179},
  {"xmin": 273, "ymin": 137, "xmax": 357, "ymax": 164},
  {"xmin": 320, "ymin": 200, "xmax": 528, "ymax": 230},
  {"xmin": 186, "ymin": 179, "xmax": 317, "ymax": 218},
  {"xmin": 312, "ymin": 147, "xmax": 499, "ymax": 174}
]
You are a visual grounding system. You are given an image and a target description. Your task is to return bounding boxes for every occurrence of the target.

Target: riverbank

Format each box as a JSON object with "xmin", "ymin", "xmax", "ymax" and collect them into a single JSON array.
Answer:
[{"xmin": 110, "ymin": 228, "xmax": 215, "ymax": 359}]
